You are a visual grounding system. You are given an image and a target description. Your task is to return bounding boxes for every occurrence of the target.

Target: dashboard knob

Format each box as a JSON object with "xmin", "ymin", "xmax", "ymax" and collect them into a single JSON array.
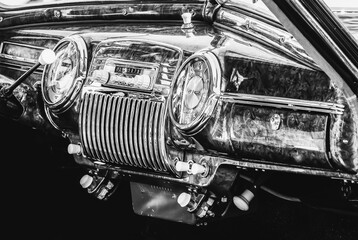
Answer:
[
  {"xmin": 177, "ymin": 192, "xmax": 192, "ymax": 207},
  {"xmin": 38, "ymin": 49, "xmax": 56, "ymax": 65},
  {"xmin": 67, "ymin": 143, "xmax": 82, "ymax": 155},
  {"xmin": 190, "ymin": 163, "xmax": 206, "ymax": 175},
  {"xmin": 92, "ymin": 70, "xmax": 110, "ymax": 83},
  {"xmin": 233, "ymin": 189, "xmax": 255, "ymax": 211},
  {"xmin": 80, "ymin": 174, "xmax": 93, "ymax": 189},
  {"xmin": 175, "ymin": 161, "xmax": 190, "ymax": 172},
  {"xmin": 135, "ymin": 75, "xmax": 151, "ymax": 89}
]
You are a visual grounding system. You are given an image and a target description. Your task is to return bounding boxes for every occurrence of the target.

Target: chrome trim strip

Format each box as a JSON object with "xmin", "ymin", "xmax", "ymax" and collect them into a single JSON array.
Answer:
[
  {"xmin": 138, "ymin": 100, "xmax": 151, "ymax": 169},
  {"xmin": 114, "ymin": 97, "xmax": 124, "ymax": 164},
  {"xmin": 221, "ymin": 93, "xmax": 345, "ymax": 115},
  {"xmin": 143, "ymin": 101, "xmax": 156, "ymax": 170},
  {"xmin": 92, "ymin": 94, "xmax": 102, "ymax": 160},
  {"xmin": 133, "ymin": 99, "xmax": 145, "ymax": 168},
  {"xmin": 153, "ymin": 102, "xmax": 165, "ymax": 171},
  {"xmin": 119, "ymin": 97, "xmax": 130, "ymax": 165},
  {"xmin": 42, "ymin": 35, "xmax": 88, "ymax": 113},
  {"xmin": 96, "ymin": 95, "xmax": 106, "ymax": 161},
  {"xmin": 109, "ymin": 97, "xmax": 120, "ymax": 164},
  {"xmin": 104, "ymin": 95, "xmax": 116, "ymax": 164},
  {"xmin": 148, "ymin": 102, "xmax": 159, "ymax": 171},
  {"xmin": 100, "ymin": 95, "xmax": 111, "ymax": 162},
  {"xmin": 168, "ymin": 51, "xmax": 222, "ymax": 135}
]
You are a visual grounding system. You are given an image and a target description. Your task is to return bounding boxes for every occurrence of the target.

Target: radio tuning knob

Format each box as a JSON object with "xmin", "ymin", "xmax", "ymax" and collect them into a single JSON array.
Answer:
[{"xmin": 92, "ymin": 70, "xmax": 110, "ymax": 83}]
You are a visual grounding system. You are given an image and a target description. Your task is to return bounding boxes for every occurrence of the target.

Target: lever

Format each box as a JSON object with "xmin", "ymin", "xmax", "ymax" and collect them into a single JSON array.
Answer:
[{"xmin": 0, "ymin": 49, "xmax": 56, "ymax": 99}]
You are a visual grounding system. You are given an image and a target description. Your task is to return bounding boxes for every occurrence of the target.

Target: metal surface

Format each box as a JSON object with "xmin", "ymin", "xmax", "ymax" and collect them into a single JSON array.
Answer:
[
  {"xmin": 221, "ymin": 93, "xmax": 344, "ymax": 115},
  {"xmin": 168, "ymin": 51, "xmax": 221, "ymax": 136},
  {"xmin": 79, "ymin": 91, "xmax": 171, "ymax": 173},
  {"xmin": 41, "ymin": 35, "xmax": 88, "ymax": 114}
]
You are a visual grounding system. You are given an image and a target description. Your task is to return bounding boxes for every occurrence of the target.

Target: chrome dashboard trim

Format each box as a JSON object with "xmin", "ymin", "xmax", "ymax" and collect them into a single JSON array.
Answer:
[
  {"xmin": 41, "ymin": 35, "xmax": 88, "ymax": 114},
  {"xmin": 168, "ymin": 51, "xmax": 222, "ymax": 136},
  {"xmin": 220, "ymin": 93, "xmax": 345, "ymax": 115}
]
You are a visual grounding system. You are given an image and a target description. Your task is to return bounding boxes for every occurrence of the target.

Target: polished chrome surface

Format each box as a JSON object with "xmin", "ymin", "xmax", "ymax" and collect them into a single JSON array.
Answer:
[
  {"xmin": 41, "ymin": 34, "xmax": 88, "ymax": 114},
  {"xmin": 168, "ymin": 51, "xmax": 221, "ymax": 136},
  {"xmin": 79, "ymin": 91, "xmax": 171, "ymax": 173},
  {"xmin": 221, "ymin": 93, "xmax": 345, "ymax": 114}
]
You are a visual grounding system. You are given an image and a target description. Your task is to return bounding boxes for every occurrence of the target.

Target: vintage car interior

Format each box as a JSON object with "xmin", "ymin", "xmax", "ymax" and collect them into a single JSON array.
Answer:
[{"xmin": 1, "ymin": 0, "xmax": 358, "ymax": 238}]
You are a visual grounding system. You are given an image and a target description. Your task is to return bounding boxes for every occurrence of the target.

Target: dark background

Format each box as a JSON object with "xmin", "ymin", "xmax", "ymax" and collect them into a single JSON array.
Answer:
[{"xmin": 2, "ymin": 118, "xmax": 358, "ymax": 240}]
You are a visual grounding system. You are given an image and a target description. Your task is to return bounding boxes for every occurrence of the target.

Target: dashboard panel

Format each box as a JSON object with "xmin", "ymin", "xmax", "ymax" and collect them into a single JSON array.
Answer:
[{"xmin": 0, "ymin": 4, "xmax": 358, "ymax": 227}]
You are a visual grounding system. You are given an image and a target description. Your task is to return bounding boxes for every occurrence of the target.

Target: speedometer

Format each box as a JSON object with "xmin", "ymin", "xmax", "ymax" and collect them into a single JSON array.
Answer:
[{"xmin": 42, "ymin": 35, "xmax": 87, "ymax": 114}]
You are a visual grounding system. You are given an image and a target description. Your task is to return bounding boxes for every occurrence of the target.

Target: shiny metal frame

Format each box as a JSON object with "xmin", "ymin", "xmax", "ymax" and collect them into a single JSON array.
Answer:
[
  {"xmin": 168, "ymin": 51, "xmax": 221, "ymax": 136},
  {"xmin": 221, "ymin": 93, "xmax": 345, "ymax": 115},
  {"xmin": 41, "ymin": 35, "xmax": 88, "ymax": 114}
]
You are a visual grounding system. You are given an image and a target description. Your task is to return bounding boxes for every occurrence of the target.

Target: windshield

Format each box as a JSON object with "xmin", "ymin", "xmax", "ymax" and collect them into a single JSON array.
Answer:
[{"xmin": 228, "ymin": 0, "xmax": 358, "ymax": 40}]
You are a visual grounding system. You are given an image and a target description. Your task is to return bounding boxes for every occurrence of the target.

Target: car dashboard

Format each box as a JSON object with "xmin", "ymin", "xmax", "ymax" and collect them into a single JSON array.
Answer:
[{"xmin": 0, "ymin": 0, "xmax": 357, "ymax": 226}]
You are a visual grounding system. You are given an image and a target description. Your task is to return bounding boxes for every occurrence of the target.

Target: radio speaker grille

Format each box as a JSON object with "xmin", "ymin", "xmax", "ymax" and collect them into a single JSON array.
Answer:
[{"xmin": 80, "ymin": 92, "xmax": 170, "ymax": 173}]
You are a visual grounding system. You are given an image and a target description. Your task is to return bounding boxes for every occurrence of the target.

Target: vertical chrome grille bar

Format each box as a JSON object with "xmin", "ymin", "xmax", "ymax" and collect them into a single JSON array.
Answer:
[
  {"xmin": 109, "ymin": 97, "xmax": 120, "ymax": 164},
  {"xmin": 113, "ymin": 97, "xmax": 124, "ymax": 164},
  {"xmin": 153, "ymin": 102, "xmax": 167, "ymax": 171},
  {"xmin": 128, "ymin": 99, "xmax": 140, "ymax": 167},
  {"xmin": 147, "ymin": 102, "xmax": 160, "ymax": 171},
  {"xmin": 133, "ymin": 99, "xmax": 146, "ymax": 168},
  {"xmin": 81, "ymin": 93, "xmax": 92, "ymax": 158}
]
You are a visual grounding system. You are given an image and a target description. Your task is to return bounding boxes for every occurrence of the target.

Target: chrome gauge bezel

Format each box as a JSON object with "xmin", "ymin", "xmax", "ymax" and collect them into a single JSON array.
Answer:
[
  {"xmin": 168, "ymin": 51, "xmax": 221, "ymax": 136},
  {"xmin": 41, "ymin": 35, "xmax": 88, "ymax": 114}
]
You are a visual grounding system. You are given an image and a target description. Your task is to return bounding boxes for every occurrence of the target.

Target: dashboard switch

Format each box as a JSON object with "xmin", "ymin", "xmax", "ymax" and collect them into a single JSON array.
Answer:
[
  {"xmin": 177, "ymin": 192, "xmax": 192, "ymax": 207},
  {"xmin": 175, "ymin": 161, "xmax": 190, "ymax": 172},
  {"xmin": 80, "ymin": 174, "xmax": 94, "ymax": 189},
  {"xmin": 190, "ymin": 163, "xmax": 206, "ymax": 175},
  {"xmin": 67, "ymin": 143, "xmax": 82, "ymax": 155},
  {"xmin": 233, "ymin": 189, "xmax": 255, "ymax": 211},
  {"xmin": 92, "ymin": 69, "xmax": 110, "ymax": 83}
]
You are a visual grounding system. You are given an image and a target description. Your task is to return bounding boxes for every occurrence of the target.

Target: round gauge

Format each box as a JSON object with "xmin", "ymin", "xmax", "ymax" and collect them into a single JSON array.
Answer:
[
  {"xmin": 42, "ymin": 35, "xmax": 88, "ymax": 114},
  {"xmin": 168, "ymin": 52, "xmax": 221, "ymax": 135}
]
